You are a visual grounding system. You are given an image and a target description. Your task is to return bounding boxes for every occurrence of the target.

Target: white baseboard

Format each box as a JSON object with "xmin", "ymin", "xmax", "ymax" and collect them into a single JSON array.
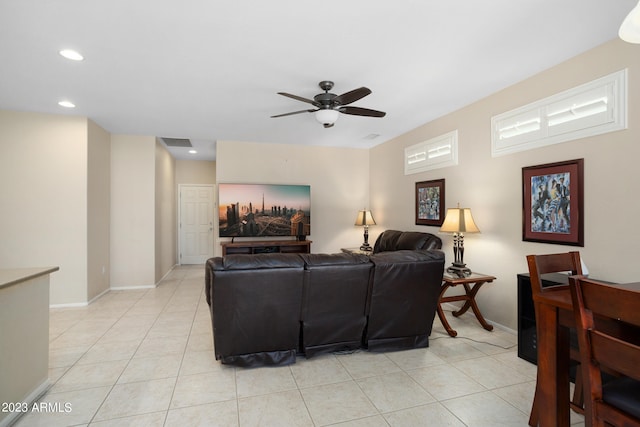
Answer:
[
  {"xmin": 50, "ymin": 301, "xmax": 89, "ymax": 308},
  {"xmin": 47, "ymin": 264, "xmax": 189, "ymax": 308},
  {"xmin": 110, "ymin": 264, "xmax": 177, "ymax": 290},
  {"xmin": 489, "ymin": 320, "xmax": 517, "ymax": 335},
  {"xmin": 50, "ymin": 287, "xmax": 111, "ymax": 308},
  {"xmin": 87, "ymin": 287, "xmax": 110, "ymax": 304},
  {"xmin": 0, "ymin": 379, "xmax": 50, "ymax": 427},
  {"xmin": 109, "ymin": 284, "xmax": 156, "ymax": 290},
  {"xmin": 440, "ymin": 302, "xmax": 516, "ymax": 335},
  {"xmin": 155, "ymin": 264, "xmax": 177, "ymax": 286},
  {"xmin": 50, "ymin": 282, "xmax": 155, "ymax": 308}
]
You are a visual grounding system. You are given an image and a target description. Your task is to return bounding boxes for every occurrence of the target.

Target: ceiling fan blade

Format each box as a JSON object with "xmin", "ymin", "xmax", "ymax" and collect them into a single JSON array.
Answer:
[
  {"xmin": 334, "ymin": 87, "xmax": 372, "ymax": 105},
  {"xmin": 277, "ymin": 92, "xmax": 320, "ymax": 107},
  {"xmin": 271, "ymin": 109, "xmax": 317, "ymax": 118},
  {"xmin": 339, "ymin": 106, "xmax": 386, "ymax": 117}
]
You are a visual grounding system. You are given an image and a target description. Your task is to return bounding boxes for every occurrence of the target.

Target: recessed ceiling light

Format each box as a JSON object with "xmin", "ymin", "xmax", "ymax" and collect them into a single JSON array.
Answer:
[
  {"xmin": 59, "ymin": 49, "xmax": 84, "ymax": 61},
  {"xmin": 188, "ymin": 150, "xmax": 197, "ymax": 154},
  {"xmin": 58, "ymin": 100, "xmax": 76, "ymax": 108}
]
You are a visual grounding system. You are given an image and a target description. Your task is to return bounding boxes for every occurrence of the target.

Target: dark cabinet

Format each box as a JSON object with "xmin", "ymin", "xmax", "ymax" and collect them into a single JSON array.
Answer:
[
  {"xmin": 517, "ymin": 272, "xmax": 575, "ymax": 364},
  {"xmin": 517, "ymin": 272, "xmax": 581, "ymax": 382},
  {"xmin": 517, "ymin": 273, "xmax": 538, "ymax": 364}
]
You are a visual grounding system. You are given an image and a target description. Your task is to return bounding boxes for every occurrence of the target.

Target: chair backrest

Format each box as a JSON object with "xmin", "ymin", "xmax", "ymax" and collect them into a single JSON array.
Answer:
[
  {"xmin": 525, "ymin": 252, "xmax": 585, "ymax": 422},
  {"xmin": 568, "ymin": 275, "xmax": 640, "ymax": 426},
  {"xmin": 526, "ymin": 251, "xmax": 582, "ymax": 299}
]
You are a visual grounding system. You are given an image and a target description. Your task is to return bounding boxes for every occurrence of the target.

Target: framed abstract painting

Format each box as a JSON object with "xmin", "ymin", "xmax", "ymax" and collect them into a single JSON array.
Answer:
[
  {"xmin": 522, "ymin": 159, "xmax": 584, "ymax": 246},
  {"xmin": 415, "ymin": 179, "xmax": 445, "ymax": 226}
]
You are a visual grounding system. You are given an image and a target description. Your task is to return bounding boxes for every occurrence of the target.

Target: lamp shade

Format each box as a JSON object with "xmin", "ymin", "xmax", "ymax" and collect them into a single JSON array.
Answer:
[
  {"xmin": 620, "ymin": 0, "xmax": 640, "ymax": 43},
  {"xmin": 440, "ymin": 207, "xmax": 480, "ymax": 233},
  {"xmin": 355, "ymin": 210, "xmax": 376, "ymax": 226},
  {"xmin": 315, "ymin": 109, "xmax": 339, "ymax": 125}
]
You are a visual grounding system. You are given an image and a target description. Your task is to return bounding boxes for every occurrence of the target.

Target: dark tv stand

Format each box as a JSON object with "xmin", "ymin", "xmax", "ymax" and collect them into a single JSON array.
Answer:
[{"xmin": 221, "ymin": 240, "xmax": 312, "ymax": 256}]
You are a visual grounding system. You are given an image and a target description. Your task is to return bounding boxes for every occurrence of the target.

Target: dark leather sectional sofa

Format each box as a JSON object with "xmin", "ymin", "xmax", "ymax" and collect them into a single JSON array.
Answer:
[{"xmin": 205, "ymin": 230, "xmax": 445, "ymax": 367}]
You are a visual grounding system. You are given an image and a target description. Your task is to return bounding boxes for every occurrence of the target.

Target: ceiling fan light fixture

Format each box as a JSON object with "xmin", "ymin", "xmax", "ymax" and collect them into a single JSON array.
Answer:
[
  {"xmin": 315, "ymin": 109, "xmax": 339, "ymax": 126},
  {"xmin": 619, "ymin": 0, "xmax": 640, "ymax": 43}
]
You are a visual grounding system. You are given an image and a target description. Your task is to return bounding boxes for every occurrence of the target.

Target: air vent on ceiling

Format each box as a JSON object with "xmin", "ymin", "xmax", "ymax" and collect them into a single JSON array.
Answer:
[{"xmin": 161, "ymin": 138, "xmax": 192, "ymax": 147}]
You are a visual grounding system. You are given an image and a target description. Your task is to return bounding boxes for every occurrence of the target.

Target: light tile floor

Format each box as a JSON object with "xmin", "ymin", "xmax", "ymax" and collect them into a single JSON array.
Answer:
[{"xmin": 13, "ymin": 265, "xmax": 586, "ymax": 426}]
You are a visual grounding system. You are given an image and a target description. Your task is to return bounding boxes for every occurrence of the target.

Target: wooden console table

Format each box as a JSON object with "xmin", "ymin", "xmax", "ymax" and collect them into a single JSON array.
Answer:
[
  {"xmin": 437, "ymin": 272, "xmax": 495, "ymax": 337},
  {"xmin": 221, "ymin": 240, "xmax": 311, "ymax": 255}
]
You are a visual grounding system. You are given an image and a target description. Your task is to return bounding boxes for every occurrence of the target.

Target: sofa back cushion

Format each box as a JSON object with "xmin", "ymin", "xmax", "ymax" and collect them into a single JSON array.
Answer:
[
  {"xmin": 373, "ymin": 230, "xmax": 442, "ymax": 253},
  {"xmin": 209, "ymin": 253, "xmax": 305, "ymax": 366},
  {"xmin": 366, "ymin": 249, "xmax": 445, "ymax": 351},
  {"xmin": 298, "ymin": 253, "xmax": 373, "ymax": 356},
  {"xmin": 215, "ymin": 253, "xmax": 305, "ymax": 270},
  {"xmin": 205, "ymin": 253, "xmax": 304, "ymax": 307}
]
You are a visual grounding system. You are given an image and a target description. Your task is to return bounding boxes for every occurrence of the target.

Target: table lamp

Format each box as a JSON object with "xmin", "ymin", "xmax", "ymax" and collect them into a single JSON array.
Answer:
[
  {"xmin": 355, "ymin": 210, "xmax": 376, "ymax": 251},
  {"xmin": 440, "ymin": 204, "xmax": 480, "ymax": 277}
]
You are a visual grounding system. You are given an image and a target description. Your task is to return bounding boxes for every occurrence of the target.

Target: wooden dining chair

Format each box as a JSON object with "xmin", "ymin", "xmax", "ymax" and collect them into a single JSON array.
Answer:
[
  {"xmin": 526, "ymin": 251, "xmax": 584, "ymax": 426},
  {"xmin": 568, "ymin": 276, "xmax": 640, "ymax": 427}
]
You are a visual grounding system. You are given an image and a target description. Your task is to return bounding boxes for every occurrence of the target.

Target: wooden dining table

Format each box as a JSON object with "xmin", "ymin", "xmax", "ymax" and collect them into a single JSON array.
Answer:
[{"xmin": 532, "ymin": 279, "xmax": 640, "ymax": 427}]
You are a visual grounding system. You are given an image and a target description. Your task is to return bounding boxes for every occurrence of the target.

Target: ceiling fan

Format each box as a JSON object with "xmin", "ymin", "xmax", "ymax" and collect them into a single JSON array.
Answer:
[{"xmin": 271, "ymin": 81, "xmax": 386, "ymax": 128}]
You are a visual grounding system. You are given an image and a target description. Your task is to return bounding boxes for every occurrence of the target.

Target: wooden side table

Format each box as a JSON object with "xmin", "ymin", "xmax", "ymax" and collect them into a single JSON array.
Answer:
[{"xmin": 437, "ymin": 272, "xmax": 496, "ymax": 337}]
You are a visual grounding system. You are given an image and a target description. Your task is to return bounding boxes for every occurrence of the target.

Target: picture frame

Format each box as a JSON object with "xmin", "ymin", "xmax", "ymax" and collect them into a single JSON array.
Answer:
[
  {"xmin": 522, "ymin": 159, "xmax": 584, "ymax": 246},
  {"xmin": 415, "ymin": 179, "xmax": 445, "ymax": 226}
]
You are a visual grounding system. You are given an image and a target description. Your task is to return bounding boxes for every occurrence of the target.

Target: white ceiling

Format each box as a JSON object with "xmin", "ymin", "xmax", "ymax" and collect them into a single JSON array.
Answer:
[{"xmin": 0, "ymin": 1, "xmax": 635, "ymax": 161}]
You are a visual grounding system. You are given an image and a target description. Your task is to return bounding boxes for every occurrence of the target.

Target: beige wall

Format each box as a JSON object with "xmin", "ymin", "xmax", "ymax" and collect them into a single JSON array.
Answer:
[
  {"xmin": 155, "ymin": 140, "xmax": 177, "ymax": 282},
  {"xmin": 110, "ymin": 135, "xmax": 156, "ymax": 288},
  {"xmin": 2, "ymin": 38, "xmax": 636, "ymax": 315},
  {"xmin": 216, "ymin": 140, "xmax": 370, "ymax": 255},
  {"xmin": 370, "ymin": 38, "xmax": 640, "ymax": 331},
  {"xmin": 87, "ymin": 120, "xmax": 111, "ymax": 301},
  {"xmin": 0, "ymin": 111, "xmax": 89, "ymax": 304},
  {"xmin": 0, "ymin": 115, "xmax": 189, "ymax": 301},
  {"xmin": 175, "ymin": 159, "xmax": 216, "ymax": 185}
]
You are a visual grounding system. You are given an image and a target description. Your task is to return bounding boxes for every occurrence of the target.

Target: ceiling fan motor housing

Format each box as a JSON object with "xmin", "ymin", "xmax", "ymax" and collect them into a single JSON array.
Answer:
[
  {"xmin": 315, "ymin": 81, "xmax": 339, "ymax": 109},
  {"xmin": 314, "ymin": 93, "xmax": 337, "ymax": 108}
]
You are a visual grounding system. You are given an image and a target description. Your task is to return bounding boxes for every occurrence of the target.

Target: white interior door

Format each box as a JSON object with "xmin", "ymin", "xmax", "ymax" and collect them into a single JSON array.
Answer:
[{"xmin": 179, "ymin": 185, "xmax": 214, "ymax": 264}]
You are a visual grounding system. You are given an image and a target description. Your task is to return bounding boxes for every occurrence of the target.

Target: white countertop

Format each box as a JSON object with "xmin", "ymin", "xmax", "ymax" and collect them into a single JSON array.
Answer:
[{"xmin": 0, "ymin": 267, "xmax": 59, "ymax": 290}]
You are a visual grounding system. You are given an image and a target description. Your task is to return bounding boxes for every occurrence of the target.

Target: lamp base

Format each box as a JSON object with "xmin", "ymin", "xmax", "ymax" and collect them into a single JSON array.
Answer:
[
  {"xmin": 360, "ymin": 243, "xmax": 373, "ymax": 252},
  {"xmin": 447, "ymin": 263, "xmax": 472, "ymax": 278}
]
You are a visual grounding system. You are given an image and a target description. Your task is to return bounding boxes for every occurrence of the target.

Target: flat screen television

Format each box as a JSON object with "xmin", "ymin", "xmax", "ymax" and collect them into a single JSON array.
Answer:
[{"xmin": 218, "ymin": 183, "xmax": 311, "ymax": 238}]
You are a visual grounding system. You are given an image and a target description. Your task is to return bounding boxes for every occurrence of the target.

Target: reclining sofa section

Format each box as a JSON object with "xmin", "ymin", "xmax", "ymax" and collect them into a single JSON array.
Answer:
[{"xmin": 206, "ymin": 248, "xmax": 445, "ymax": 367}]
